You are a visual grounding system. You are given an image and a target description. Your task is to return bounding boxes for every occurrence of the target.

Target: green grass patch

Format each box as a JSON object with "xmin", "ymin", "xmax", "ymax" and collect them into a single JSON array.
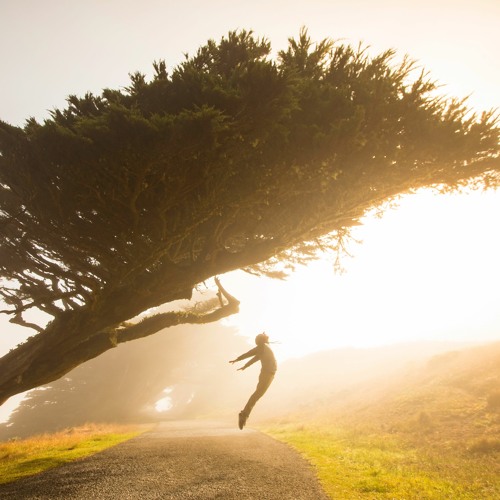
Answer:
[
  {"xmin": 264, "ymin": 422, "xmax": 499, "ymax": 499},
  {"xmin": 0, "ymin": 423, "xmax": 147, "ymax": 485}
]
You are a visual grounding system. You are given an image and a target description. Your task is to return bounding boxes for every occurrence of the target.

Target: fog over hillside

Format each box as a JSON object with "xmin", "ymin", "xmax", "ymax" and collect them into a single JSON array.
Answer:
[
  {"xmin": 255, "ymin": 340, "xmax": 491, "ymax": 419},
  {"xmin": 256, "ymin": 340, "xmax": 500, "ymax": 453}
]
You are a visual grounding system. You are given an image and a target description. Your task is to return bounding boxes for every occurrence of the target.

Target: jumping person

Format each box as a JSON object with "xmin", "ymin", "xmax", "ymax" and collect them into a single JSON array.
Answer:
[{"xmin": 229, "ymin": 332, "xmax": 277, "ymax": 430}]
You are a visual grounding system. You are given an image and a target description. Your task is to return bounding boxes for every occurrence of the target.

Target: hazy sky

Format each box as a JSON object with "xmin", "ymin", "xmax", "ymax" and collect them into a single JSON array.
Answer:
[{"xmin": 0, "ymin": 0, "xmax": 499, "ymax": 361}]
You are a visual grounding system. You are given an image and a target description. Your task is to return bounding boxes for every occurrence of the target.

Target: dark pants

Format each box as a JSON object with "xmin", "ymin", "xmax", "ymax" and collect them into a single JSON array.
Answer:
[{"xmin": 241, "ymin": 370, "xmax": 275, "ymax": 418}]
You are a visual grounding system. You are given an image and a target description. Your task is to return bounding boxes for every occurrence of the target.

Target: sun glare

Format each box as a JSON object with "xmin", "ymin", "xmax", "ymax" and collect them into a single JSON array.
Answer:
[{"xmin": 222, "ymin": 189, "xmax": 500, "ymax": 360}]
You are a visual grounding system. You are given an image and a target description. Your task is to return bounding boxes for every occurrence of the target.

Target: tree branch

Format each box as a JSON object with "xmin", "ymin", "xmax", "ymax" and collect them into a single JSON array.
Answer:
[
  {"xmin": 116, "ymin": 278, "xmax": 240, "ymax": 344},
  {"xmin": 9, "ymin": 314, "xmax": 45, "ymax": 333}
]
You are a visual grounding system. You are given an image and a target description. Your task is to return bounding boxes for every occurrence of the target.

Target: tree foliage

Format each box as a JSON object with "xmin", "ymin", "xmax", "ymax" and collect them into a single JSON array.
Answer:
[{"xmin": 0, "ymin": 29, "xmax": 498, "ymax": 405}]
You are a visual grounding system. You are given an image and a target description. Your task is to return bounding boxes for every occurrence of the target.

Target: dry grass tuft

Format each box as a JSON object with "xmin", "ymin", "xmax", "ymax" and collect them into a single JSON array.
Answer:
[{"xmin": 0, "ymin": 423, "xmax": 148, "ymax": 484}]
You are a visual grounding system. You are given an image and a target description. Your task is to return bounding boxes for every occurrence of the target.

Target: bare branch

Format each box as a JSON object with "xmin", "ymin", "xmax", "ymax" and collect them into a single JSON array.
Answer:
[
  {"xmin": 9, "ymin": 314, "xmax": 44, "ymax": 333},
  {"xmin": 116, "ymin": 278, "xmax": 240, "ymax": 344}
]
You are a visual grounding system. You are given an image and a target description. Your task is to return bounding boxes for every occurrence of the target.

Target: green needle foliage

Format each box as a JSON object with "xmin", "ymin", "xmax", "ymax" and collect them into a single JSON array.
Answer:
[{"xmin": 0, "ymin": 29, "xmax": 498, "ymax": 404}]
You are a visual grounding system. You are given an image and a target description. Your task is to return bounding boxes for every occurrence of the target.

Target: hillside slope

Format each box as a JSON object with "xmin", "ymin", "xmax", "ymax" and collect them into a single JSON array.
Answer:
[
  {"xmin": 265, "ymin": 341, "xmax": 500, "ymax": 453},
  {"xmin": 364, "ymin": 341, "xmax": 500, "ymax": 453}
]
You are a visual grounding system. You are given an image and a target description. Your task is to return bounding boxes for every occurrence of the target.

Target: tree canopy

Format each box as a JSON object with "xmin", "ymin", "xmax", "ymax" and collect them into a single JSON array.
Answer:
[{"xmin": 0, "ymin": 29, "xmax": 498, "ymax": 405}]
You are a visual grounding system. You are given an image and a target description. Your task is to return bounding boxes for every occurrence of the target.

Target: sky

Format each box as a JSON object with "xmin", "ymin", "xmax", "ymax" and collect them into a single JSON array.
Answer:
[
  {"xmin": 0, "ymin": 2, "xmax": 499, "ymax": 369},
  {"xmin": 220, "ymin": 188, "xmax": 500, "ymax": 360},
  {"xmin": 1, "ymin": 0, "xmax": 499, "ymax": 124}
]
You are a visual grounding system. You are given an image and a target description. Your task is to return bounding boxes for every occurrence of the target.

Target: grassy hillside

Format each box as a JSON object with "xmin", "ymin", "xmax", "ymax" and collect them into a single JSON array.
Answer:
[
  {"xmin": 262, "ymin": 341, "xmax": 500, "ymax": 499},
  {"xmin": 339, "ymin": 341, "xmax": 500, "ymax": 451}
]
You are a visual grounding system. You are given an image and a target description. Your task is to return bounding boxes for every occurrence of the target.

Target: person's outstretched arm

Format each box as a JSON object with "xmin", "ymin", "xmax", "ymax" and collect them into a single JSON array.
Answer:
[
  {"xmin": 238, "ymin": 355, "xmax": 259, "ymax": 371},
  {"xmin": 229, "ymin": 346, "xmax": 258, "ymax": 364}
]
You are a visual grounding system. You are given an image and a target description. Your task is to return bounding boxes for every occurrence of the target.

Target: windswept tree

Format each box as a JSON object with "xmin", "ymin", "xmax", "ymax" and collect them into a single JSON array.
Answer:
[{"xmin": 0, "ymin": 30, "xmax": 498, "ymax": 405}]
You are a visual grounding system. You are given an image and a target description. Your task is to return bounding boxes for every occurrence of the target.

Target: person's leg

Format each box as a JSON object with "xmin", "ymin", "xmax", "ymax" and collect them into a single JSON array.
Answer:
[{"xmin": 239, "ymin": 371, "xmax": 274, "ymax": 428}]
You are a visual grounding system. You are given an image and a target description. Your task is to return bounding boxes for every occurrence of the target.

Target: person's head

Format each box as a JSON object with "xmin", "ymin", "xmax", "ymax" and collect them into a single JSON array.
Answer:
[{"xmin": 255, "ymin": 332, "xmax": 269, "ymax": 345}]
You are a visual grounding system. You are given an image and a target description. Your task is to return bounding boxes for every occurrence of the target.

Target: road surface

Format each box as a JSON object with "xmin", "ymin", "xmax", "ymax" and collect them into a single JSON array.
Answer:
[{"xmin": 0, "ymin": 420, "xmax": 329, "ymax": 499}]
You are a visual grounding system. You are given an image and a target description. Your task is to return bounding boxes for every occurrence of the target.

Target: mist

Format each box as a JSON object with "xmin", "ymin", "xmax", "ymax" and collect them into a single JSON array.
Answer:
[
  {"xmin": 2, "ymin": 316, "xmax": 497, "ymax": 441},
  {"xmin": 0, "ymin": 323, "xmax": 251, "ymax": 439}
]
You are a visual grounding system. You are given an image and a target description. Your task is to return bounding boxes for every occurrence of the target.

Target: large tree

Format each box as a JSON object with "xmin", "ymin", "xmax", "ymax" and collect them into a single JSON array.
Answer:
[{"xmin": 0, "ymin": 30, "xmax": 498, "ymax": 405}]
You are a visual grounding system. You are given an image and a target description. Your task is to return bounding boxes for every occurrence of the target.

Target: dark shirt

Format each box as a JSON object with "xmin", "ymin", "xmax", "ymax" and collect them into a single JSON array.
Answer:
[{"xmin": 235, "ymin": 344, "xmax": 277, "ymax": 373}]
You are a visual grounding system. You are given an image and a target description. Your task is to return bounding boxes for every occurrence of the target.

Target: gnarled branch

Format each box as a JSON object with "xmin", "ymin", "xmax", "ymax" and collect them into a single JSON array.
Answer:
[{"xmin": 116, "ymin": 278, "xmax": 240, "ymax": 344}]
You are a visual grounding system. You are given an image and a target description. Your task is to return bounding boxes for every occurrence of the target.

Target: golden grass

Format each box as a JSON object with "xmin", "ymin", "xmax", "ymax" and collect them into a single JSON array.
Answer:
[
  {"xmin": 263, "ymin": 420, "xmax": 500, "ymax": 499},
  {"xmin": 0, "ymin": 423, "xmax": 148, "ymax": 485}
]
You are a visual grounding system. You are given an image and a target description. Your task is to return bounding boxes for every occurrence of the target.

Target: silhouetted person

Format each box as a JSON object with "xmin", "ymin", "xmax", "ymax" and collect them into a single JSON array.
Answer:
[{"xmin": 229, "ymin": 332, "xmax": 277, "ymax": 429}]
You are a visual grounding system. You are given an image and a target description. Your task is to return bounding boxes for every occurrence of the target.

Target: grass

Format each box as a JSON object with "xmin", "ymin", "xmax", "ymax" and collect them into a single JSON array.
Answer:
[
  {"xmin": 264, "ymin": 420, "xmax": 500, "ymax": 499},
  {"xmin": 0, "ymin": 423, "xmax": 147, "ymax": 485}
]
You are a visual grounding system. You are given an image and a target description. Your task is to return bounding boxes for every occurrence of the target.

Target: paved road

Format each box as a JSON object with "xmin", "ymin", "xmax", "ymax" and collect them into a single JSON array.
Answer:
[{"xmin": 0, "ymin": 420, "xmax": 329, "ymax": 499}]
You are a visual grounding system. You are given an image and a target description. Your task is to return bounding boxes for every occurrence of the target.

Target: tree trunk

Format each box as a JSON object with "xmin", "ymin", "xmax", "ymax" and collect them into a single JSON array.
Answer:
[{"xmin": 0, "ymin": 276, "xmax": 240, "ymax": 406}]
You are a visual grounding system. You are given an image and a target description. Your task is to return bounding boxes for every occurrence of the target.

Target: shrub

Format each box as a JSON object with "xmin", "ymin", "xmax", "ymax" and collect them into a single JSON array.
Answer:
[
  {"xmin": 417, "ymin": 411, "xmax": 434, "ymax": 430},
  {"xmin": 468, "ymin": 438, "xmax": 500, "ymax": 454},
  {"xmin": 486, "ymin": 391, "xmax": 500, "ymax": 411}
]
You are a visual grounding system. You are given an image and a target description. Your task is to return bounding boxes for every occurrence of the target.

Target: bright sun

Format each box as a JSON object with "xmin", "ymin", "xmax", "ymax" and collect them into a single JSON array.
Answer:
[{"xmin": 221, "ymin": 188, "xmax": 500, "ymax": 361}]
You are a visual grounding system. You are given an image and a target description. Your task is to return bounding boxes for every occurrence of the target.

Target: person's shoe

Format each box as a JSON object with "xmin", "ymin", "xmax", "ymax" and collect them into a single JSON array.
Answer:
[{"xmin": 238, "ymin": 412, "xmax": 247, "ymax": 430}]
